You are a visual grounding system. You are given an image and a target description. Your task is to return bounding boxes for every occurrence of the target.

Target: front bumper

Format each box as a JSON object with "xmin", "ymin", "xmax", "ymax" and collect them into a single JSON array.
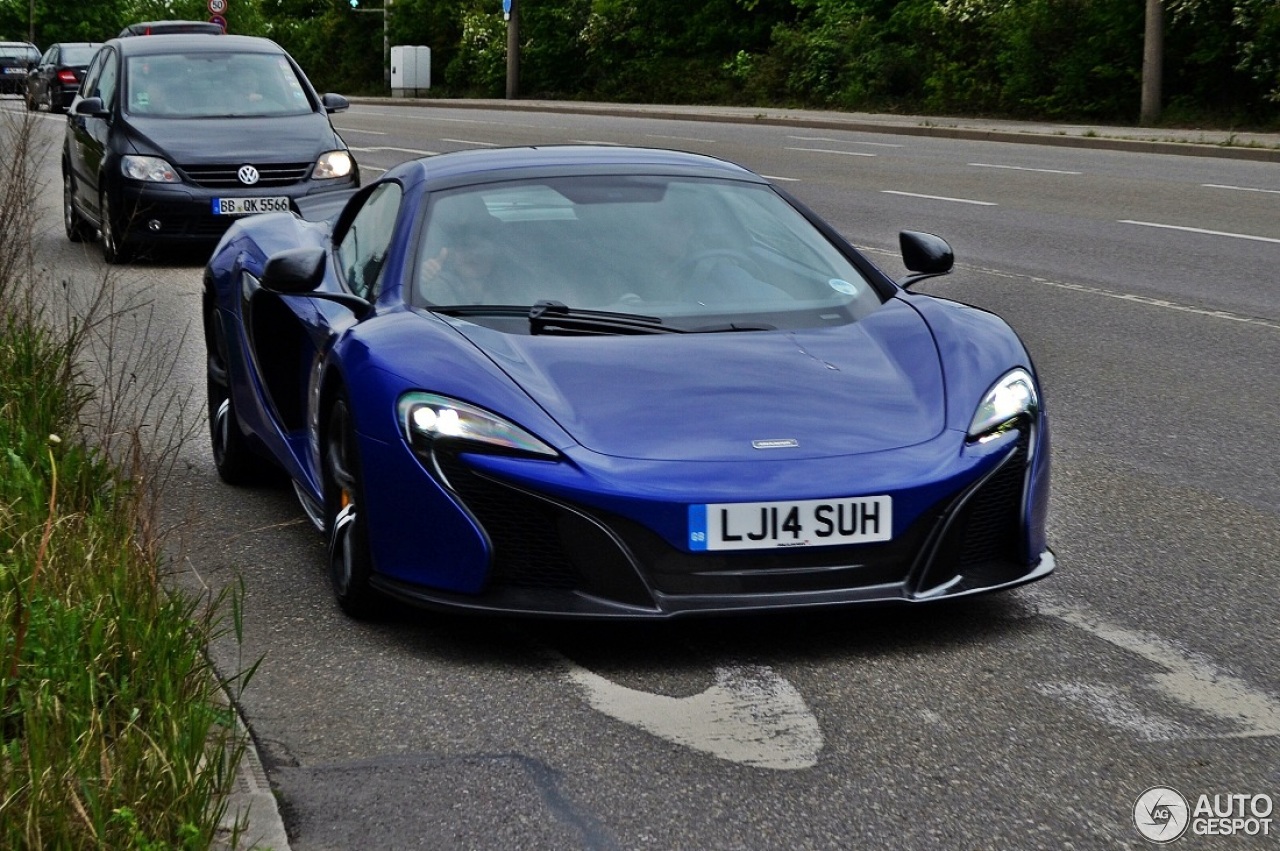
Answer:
[
  {"xmin": 366, "ymin": 426, "xmax": 1053, "ymax": 619},
  {"xmin": 111, "ymin": 173, "xmax": 356, "ymax": 245}
]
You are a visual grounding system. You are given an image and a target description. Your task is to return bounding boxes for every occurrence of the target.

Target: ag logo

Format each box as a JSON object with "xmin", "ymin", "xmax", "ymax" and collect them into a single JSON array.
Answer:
[
  {"xmin": 1134, "ymin": 786, "xmax": 1190, "ymax": 843},
  {"xmin": 237, "ymin": 165, "xmax": 260, "ymax": 186}
]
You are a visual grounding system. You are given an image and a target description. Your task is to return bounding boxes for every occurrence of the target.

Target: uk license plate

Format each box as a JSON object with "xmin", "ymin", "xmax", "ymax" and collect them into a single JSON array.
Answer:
[
  {"xmin": 212, "ymin": 196, "xmax": 291, "ymax": 216},
  {"xmin": 689, "ymin": 496, "xmax": 892, "ymax": 551}
]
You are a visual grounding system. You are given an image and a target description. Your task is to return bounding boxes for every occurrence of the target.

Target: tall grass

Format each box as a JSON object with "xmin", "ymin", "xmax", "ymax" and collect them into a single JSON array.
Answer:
[{"xmin": 0, "ymin": 110, "xmax": 250, "ymax": 848}]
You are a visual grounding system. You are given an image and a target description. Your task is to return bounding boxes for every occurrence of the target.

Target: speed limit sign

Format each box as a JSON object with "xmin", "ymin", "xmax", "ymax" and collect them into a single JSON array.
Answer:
[{"xmin": 208, "ymin": 0, "xmax": 227, "ymax": 14}]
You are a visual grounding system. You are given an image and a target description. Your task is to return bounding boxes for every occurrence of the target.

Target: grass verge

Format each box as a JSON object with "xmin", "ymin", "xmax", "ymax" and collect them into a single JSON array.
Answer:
[{"xmin": 0, "ymin": 110, "xmax": 252, "ymax": 848}]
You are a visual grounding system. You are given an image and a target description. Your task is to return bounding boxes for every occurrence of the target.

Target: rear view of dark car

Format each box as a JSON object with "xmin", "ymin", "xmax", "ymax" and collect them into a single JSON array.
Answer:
[
  {"xmin": 26, "ymin": 43, "xmax": 101, "ymax": 113},
  {"xmin": 0, "ymin": 42, "xmax": 40, "ymax": 95}
]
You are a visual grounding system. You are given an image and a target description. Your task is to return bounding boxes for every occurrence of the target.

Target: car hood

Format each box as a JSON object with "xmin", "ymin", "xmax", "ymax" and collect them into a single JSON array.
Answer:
[
  {"xmin": 453, "ymin": 300, "xmax": 947, "ymax": 462},
  {"xmin": 125, "ymin": 113, "xmax": 340, "ymax": 163}
]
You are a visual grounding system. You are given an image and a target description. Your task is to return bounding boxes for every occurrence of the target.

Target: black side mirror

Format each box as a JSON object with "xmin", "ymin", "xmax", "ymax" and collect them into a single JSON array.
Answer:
[
  {"xmin": 262, "ymin": 247, "xmax": 327, "ymax": 293},
  {"xmin": 261, "ymin": 247, "xmax": 371, "ymax": 316},
  {"xmin": 321, "ymin": 93, "xmax": 349, "ymax": 114},
  {"xmin": 73, "ymin": 96, "xmax": 107, "ymax": 117},
  {"xmin": 896, "ymin": 231, "xmax": 954, "ymax": 289}
]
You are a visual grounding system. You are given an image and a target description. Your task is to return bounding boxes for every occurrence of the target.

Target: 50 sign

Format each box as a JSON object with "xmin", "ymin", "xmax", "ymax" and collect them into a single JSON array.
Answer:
[{"xmin": 208, "ymin": 0, "xmax": 228, "ymax": 15}]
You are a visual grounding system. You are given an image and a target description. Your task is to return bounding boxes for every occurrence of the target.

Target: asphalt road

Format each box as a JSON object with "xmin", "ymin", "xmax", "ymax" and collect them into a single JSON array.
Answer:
[{"xmin": 11, "ymin": 100, "xmax": 1280, "ymax": 850}]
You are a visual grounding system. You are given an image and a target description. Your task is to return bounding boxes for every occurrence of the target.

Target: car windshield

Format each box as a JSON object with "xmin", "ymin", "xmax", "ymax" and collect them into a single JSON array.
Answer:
[
  {"xmin": 412, "ymin": 174, "xmax": 882, "ymax": 330},
  {"xmin": 61, "ymin": 46, "xmax": 98, "ymax": 65},
  {"xmin": 0, "ymin": 46, "xmax": 35, "ymax": 62},
  {"xmin": 125, "ymin": 51, "xmax": 311, "ymax": 118}
]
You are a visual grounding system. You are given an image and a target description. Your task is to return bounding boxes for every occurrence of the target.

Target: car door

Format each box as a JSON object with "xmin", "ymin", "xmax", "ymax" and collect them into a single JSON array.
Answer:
[
  {"xmin": 30, "ymin": 46, "xmax": 54, "ymax": 106},
  {"xmin": 65, "ymin": 46, "xmax": 118, "ymax": 223},
  {"xmin": 242, "ymin": 181, "xmax": 404, "ymax": 487}
]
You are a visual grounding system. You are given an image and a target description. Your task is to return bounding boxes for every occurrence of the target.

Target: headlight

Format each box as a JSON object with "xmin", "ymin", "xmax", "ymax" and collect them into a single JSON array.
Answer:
[
  {"xmin": 120, "ymin": 155, "xmax": 179, "ymax": 183},
  {"xmin": 968, "ymin": 368, "xmax": 1038, "ymax": 442},
  {"xmin": 398, "ymin": 392, "xmax": 557, "ymax": 458},
  {"xmin": 313, "ymin": 150, "xmax": 353, "ymax": 180}
]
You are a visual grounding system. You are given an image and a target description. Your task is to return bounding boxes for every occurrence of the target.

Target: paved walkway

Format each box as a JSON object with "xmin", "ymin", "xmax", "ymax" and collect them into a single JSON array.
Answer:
[{"xmin": 218, "ymin": 94, "xmax": 1279, "ymax": 850}]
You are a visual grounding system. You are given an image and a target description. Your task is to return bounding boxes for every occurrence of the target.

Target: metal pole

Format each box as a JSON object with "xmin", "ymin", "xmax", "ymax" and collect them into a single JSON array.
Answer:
[{"xmin": 506, "ymin": 0, "xmax": 519, "ymax": 99}]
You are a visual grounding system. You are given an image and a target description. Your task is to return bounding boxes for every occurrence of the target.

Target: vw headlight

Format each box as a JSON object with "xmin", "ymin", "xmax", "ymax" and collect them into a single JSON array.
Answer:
[
  {"xmin": 968, "ymin": 368, "xmax": 1038, "ymax": 442},
  {"xmin": 313, "ymin": 150, "xmax": 353, "ymax": 180},
  {"xmin": 121, "ymin": 155, "xmax": 179, "ymax": 183},
  {"xmin": 398, "ymin": 392, "xmax": 557, "ymax": 458}
]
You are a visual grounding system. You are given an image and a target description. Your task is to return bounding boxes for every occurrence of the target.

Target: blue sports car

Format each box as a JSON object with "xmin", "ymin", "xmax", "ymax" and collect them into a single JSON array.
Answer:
[{"xmin": 203, "ymin": 145, "xmax": 1053, "ymax": 619}]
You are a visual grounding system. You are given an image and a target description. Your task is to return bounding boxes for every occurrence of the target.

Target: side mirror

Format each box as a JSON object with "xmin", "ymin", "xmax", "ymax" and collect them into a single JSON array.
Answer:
[
  {"xmin": 262, "ymin": 247, "xmax": 327, "ymax": 293},
  {"xmin": 896, "ymin": 231, "xmax": 954, "ymax": 289},
  {"xmin": 261, "ymin": 247, "xmax": 371, "ymax": 316},
  {"xmin": 73, "ymin": 96, "xmax": 107, "ymax": 117},
  {"xmin": 321, "ymin": 93, "xmax": 350, "ymax": 114}
]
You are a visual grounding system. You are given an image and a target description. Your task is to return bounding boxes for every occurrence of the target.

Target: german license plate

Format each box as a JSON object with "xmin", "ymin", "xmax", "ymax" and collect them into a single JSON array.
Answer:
[
  {"xmin": 2, "ymin": 68, "xmax": 24, "ymax": 75},
  {"xmin": 212, "ymin": 196, "xmax": 291, "ymax": 216},
  {"xmin": 689, "ymin": 496, "xmax": 892, "ymax": 551}
]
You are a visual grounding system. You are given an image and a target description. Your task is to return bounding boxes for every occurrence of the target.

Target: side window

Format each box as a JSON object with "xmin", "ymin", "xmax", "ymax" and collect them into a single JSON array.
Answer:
[
  {"xmin": 80, "ymin": 50, "xmax": 105, "ymax": 98},
  {"xmin": 336, "ymin": 182, "xmax": 403, "ymax": 301},
  {"xmin": 94, "ymin": 50, "xmax": 119, "ymax": 108},
  {"xmin": 40, "ymin": 47, "xmax": 55, "ymax": 67}
]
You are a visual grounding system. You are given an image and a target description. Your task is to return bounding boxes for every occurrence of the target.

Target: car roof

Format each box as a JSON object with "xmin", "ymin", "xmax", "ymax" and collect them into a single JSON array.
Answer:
[
  {"xmin": 50, "ymin": 42, "xmax": 102, "ymax": 48},
  {"xmin": 0, "ymin": 42, "xmax": 37, "ymax": 48},
  {"xmin": 390, "ymin": 145, "xmax": 766, "ymax": 191},
  {"xmin": 109, "ymin": 33, "xmax": 286, "ymax": 58}
]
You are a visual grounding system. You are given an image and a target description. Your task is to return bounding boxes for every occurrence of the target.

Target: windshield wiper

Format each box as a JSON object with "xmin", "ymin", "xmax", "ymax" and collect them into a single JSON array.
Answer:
[
  {"xmin": 690, "ymin": 322, "xmax": 777, "ymax": 333},
  {"xmin": 528, "ymin": 300, "xmax": 686, "ymax": 336}
]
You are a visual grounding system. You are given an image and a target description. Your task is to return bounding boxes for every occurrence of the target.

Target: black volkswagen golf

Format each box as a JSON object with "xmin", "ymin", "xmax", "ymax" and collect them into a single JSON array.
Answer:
[{"xmin": 62, "ymin": 34, "xmax": 358, "ymax": 263}]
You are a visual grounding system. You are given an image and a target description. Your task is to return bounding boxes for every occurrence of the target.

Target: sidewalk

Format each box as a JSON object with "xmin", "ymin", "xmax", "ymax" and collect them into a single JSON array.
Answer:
[
  {"xmin": 369, "ymin": 97, "xmax": 1280, "ymax": 162},
  {"xmin": 217, "ymin": 94, "xmax": 1279, "ymax": 850}
]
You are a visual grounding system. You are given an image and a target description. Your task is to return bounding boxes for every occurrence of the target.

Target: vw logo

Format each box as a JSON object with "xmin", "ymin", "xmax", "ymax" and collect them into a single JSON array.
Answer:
[{"xmin": 237, "ymin": 165, "xmax": 260, "ymax": 186}]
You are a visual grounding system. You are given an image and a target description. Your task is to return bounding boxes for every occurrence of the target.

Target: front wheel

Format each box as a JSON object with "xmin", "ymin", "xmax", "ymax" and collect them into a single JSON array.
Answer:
[
  {"xmin": 205, "ymin": 306, "xmax": 263, "ymax": 485},
  {"xmin": 324, "ymin": 394, "xmax": 381, "ymax": 619},
  {"xmin": 63, "ymin": 171, "xmax": 91, "ymax": 243},
  {"xmin": 99, "ymin": 189, "xmax": 132, "ymax": 264}
]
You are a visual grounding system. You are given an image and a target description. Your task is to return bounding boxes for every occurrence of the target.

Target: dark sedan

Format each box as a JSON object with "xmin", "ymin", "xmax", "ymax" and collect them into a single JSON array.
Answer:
[
  {"xmin": 62, "ymin": 33, "xmax": 358, "ymax": 263},
  {"xmin": 26, "ymin": 42, "xmax": 101, "ymax": 113},
  {"xmin": 0, "ymin": 42, "xmax": 40, "ymax": 95}
]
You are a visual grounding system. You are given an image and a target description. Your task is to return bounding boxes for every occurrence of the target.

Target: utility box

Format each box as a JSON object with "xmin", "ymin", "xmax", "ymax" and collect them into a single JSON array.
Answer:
[{"xmin": 390, "ymin": 46, "xmax": 431, "ymax": 97}]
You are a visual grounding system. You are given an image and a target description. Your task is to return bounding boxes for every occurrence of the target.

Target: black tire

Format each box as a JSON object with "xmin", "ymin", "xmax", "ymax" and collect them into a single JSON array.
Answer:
[
  {"xmin": 99, "ymin": 188, "xmax": 132, "ymax": 264},
  {"xmin": 205, "ymin": 305, "xmax": 262, "ymax": 485},
  {"xmin": 324, "ymin": 394, "xmax": 381, "ymax": 619},
  {"xmin": 63, "ymin": 170, "xmax": 91, "ymax": 243}
]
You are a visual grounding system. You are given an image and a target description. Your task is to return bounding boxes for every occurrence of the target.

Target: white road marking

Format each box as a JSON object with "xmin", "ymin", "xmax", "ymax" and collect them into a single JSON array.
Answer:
[
  {"xmin": 881, "ymin": 190, "xmax": 997, "ymax": 206},
  {"xmin": 969, "ymin": 162, "xmax": 1082, "ymax": 175},
  {"xmin": 1035, "ymin": 681, "xmax": 1193, "ymax": 741},
  {"xmin": 564, "ymin": 661, "xmax": 823, "ymax": 770},
  {"xmin": 1203, "ymin": 183, "xmax": 1280, "ymax": 195},
  {"xmin": 784, "ymin": 146, "xmax": 876, "ymax": 158},
  {"xmin": 761, "ymin": 175, "xmax": 801, "ymax": 182},
  {"xmin": 569, "ymin": 139, "xmax": 624, "ymax": 146},
  {"xmin": 333, "ymin": 127, "xmax": 387, "ymax": 135},
  {"xmin": 1121, "ymin": 220, "xmax": 1280, "ymax": 245},
  {"xmin": 1038, "ymin": 599, "xmax": 1280, "ymax": 739},
  {"xmin": 440, "ymin": 138, "xmax": 500, "ymax": 147}
]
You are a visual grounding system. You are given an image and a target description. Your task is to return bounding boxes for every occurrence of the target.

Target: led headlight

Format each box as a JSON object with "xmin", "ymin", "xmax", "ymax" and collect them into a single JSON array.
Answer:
[
  {"xmin": 313, "ymin": 150, "xmax": 353, "ymax": 180},
  {"xmin": 398, "ymin": 392, "xmax": 557, "ymax": 457},
  {"xmin": 121, "ymin": 155, "xmax": 179, "ymax": 183},
  {"xmin": 968, "ymin": 368, "xmax": 1038, "ymax": 442}
]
